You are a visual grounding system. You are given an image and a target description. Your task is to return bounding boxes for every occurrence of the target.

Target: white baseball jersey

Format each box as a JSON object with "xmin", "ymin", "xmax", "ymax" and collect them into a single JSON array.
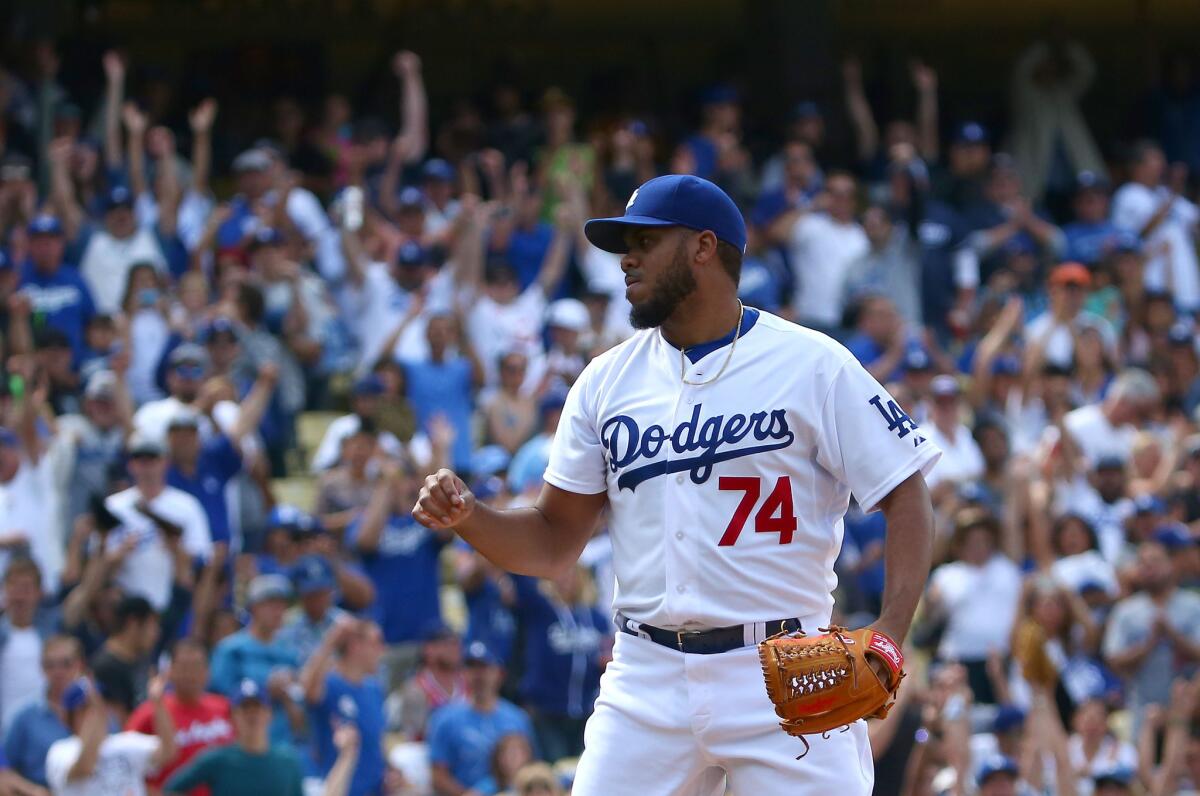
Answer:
[{"xmin": 545, "ymin": 308, "xmax": 941, "ymax": 630}]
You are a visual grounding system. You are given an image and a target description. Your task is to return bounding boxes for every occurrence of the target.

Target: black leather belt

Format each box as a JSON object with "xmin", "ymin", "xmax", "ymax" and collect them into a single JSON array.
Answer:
[{"xmin": 616, "ymin": 612, "xmax": 802, "ymax": 655}]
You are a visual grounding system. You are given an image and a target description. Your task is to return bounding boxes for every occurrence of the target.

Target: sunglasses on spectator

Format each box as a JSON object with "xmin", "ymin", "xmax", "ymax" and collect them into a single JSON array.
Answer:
[
  {"xmin": 44, "ymin": 656, "xmax": 78, "ymax": 669},
  {"xmin": 129, "ymin": 451, "xmax": 162, "ymax": 461}
]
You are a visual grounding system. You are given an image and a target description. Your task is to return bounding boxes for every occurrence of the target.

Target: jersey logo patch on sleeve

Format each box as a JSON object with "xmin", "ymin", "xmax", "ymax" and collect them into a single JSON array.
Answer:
[{"xmin": 868, "ymin": 395, "xmax": 919, "ymax": 440}]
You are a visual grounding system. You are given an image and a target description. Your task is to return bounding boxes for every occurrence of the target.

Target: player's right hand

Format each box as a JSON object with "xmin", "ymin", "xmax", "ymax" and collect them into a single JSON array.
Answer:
[{"xmin": 413, "ymin": 468, "xmax": 476, "ymax": 529}]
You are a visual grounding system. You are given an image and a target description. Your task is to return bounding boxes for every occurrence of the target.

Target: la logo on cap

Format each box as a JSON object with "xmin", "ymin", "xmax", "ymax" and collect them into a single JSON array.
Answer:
[{"xmin": 626, "ymin": 189, "xmax": 639, "ymax": 211}]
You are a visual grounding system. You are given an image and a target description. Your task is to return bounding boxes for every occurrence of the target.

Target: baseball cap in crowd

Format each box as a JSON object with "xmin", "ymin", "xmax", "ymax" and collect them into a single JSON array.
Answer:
[
  {"xmin": 103, "ymin": 185, "xmax": 134, "ymax": 212},
  {"xmin": 247, "ymin": 574, "xmax": 293, "ymax": 606},
  {"xmin": 61, "ymin": 678, "xmax": 98, "ymax": 712},
  {"xmin": 1092, "ymin": 764, "xmax": 1134, "ymax": 788},
  {"xmin": 1168, "ymin": 321, "xmax": 1196, "ymax": 347},
  {"xmin": 267, "ymin": 504, "xmax": 323, "ymax": 536},
  {"xmin": 420, "ymin": 620, "xmax": 458, "ymax": 644},
  {"xmin": 930, "ymin": 374, "xmax": 961, "ymax": 398},
  {"xmin": 200, "ymin": 316, "xmax": 238, "ymax": 344},
  {"xmin": 991, "ymin": 355, "xmax": 1021, "ymax": 377},
  {"xmin": 539, "ymin": 389, "xmax": 568, "ymax": 417},
  {"xmin": 168, "ymin": 407, "xmax": 201, "ymax": 431},
  {"xmin": 290, "ymin": 555, "xmax": 335, "ymax": 596},
  {"xmin": 233, "ymin": 148, "xmax": 273, "ymax": 173},
  {"xmin": 471, "ymin": 445, "xmax": 511, "ymax": 478},
  {"xmin": 790, "ymin": 100, "xmax": 823, "ymax": 121},
  {"xmin": 84, "ymin": 370, "xmax": 118, "ymax": 401},
  {"xmin": 249, "ymin": 227, "xmax": 285, "ymax": 249},
  {"xmin": 352, "ymin": 374, "xmax": 386, "ymax": 397},
  {"xmin": 976, "ymin": 754, "xmax": 1019, "ymax": 783},
  {"xmin": 396, "ymin": 240, "xmax": 429, "ymax": 268},
  {"xmin": 584, "ymin": 174, "xmax": 747, "ymax": 254},
  {"xmin": 903, "ymin": 348, "xmax": 933, "ymax": 373},
  {"xmin": 169, "ymin": 343, "xmax": 210, "ymax": 373},
  {"xmin": 1134, "ymin": 494, "xmax": 1168, "ymax": 515},
  {"xmin": 397, "ymin": 186, "xmax": 425, "ymax": 210},
  {"xmin": 126, "ymin": 431, "xmax": 165, "ymax": 458},
  {"xmin": 1152, "ymin": 523, "xmax": 1194, "ymax": 550},
  {"xmin": 28, "ymin": 213, "xmax": 64, "ymax": 236},
  {"xmin": 1074, "ymin": 170, "xmax": 1111, "ymax": 194},
  {"xmin": 1049, "ymin": 262, "xmax": 1092, "ymax": 288},
  {"xmin": 231, "ymin": 678, "xmax": 266, "ymax": 706},
  {"xmin": 421, "ymin": 158, "xmax": 455, "ymax": 182},
  {"xmin": 992, "ymin": 705, "xmax": 1026, "ymax": 734},
  {"xmin": 463, "ymin": 640, "xmax": 500, "ymax": 667},
  {"xmin": 1094, "ymin": 454, "xmax": 1126, "ymax": 472},
  {"xmin": 471, "ymin": 476, "xmax": 506, "ymax": 502},
  {"xmin": 700, "ymin": 83, "xmax": 739, "ymax": 106},
  {"xmin": 952, "ymin": 121, "xmax": 989, "ymax": 145},
  {"xmin": 546, "ymin": 298, "xmax": 589, "ymax": 333}
]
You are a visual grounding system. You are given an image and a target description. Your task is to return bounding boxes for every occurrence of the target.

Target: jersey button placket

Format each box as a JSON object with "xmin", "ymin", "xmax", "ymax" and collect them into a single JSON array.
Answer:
[{"xmin": 666, "ymin": 383, "xmax": 700, "ymax": 624}]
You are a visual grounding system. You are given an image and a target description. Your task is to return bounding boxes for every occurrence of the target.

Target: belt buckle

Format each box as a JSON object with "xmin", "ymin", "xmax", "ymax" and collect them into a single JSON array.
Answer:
[{"xmin": 676, "ymin": 628, "xmax": 703, "ymax": 652}]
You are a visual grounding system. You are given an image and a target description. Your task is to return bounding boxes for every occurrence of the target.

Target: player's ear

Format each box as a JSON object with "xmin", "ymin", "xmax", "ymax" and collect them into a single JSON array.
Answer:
[{"xmin": 693, "ymin": 229, "xmax": 719, "ymax": 267}]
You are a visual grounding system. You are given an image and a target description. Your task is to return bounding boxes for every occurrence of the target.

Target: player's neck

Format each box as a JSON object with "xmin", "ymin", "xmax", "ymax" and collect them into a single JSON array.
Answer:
[{"xmin": 660, "ymin": 294, "xmax": 742, "ymax": 350}]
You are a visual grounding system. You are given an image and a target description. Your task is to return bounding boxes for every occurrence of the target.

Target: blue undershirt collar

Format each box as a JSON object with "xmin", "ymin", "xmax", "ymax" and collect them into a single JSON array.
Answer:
[{"xmin": 670, "ymin": 306, "xmax": 761, "ymax": 364}]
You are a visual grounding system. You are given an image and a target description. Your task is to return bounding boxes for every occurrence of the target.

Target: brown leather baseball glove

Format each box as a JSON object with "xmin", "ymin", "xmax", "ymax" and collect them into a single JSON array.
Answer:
[{"xmin": 758, "ymin": 625, "xmax": 905, "ymax": 757}]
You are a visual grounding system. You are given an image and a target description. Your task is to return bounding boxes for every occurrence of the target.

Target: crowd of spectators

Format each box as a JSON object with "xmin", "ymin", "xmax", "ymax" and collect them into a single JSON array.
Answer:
[{"xmin": 0, "ymin": 27, "xmax": 1197, "ymax": 796}]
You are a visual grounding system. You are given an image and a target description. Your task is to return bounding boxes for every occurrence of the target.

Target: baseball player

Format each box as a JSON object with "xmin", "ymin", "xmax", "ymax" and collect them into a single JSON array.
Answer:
[{"xmin": 414, "ymin": 174, "xmax": 940, "ymax": 794}]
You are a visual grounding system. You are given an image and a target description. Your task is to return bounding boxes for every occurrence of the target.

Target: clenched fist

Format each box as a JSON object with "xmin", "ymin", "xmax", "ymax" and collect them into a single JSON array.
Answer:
[{"xmin": 413, "ymin": 468, "xmax": 476, "ymax": 529}]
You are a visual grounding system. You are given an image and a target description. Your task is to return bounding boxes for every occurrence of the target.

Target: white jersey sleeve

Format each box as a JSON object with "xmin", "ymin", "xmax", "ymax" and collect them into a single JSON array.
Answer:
[
  {"xmin": 544, "ymin": 365, "xmax": 608, "ymax": 495},
  {"xmin": 813, "ymin": 357, "xmax": 941, "ymax": 512}
]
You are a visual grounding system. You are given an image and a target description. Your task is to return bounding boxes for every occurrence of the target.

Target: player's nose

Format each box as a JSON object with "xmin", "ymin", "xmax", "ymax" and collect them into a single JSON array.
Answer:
[{"xmin": 619, "ymin": 251, "xmax": 639, "ymax": 273}]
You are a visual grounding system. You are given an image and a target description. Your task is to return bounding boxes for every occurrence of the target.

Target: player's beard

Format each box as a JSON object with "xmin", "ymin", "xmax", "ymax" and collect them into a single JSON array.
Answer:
[{"xmin": 629, "ymin": 239, "xmax": 697, "ymax": 329}]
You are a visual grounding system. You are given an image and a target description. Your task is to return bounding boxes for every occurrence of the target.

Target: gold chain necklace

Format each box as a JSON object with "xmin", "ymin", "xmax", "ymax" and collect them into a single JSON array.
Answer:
[{"xmin": 679, "ymin": 301, "xmax": 744, "ymax": 386}]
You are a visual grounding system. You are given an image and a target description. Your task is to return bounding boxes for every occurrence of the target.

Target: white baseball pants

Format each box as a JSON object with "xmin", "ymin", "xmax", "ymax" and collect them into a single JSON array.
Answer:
[{"xmin": 571, "ymin": 630, "xmax": 875, "ymax": 795}]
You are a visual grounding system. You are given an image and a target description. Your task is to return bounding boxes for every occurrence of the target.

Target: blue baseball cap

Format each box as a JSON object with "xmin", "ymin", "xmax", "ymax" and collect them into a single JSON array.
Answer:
[
  {"xmin": 992, "ymin": 705, "xmax": 1026, "ymax": 733},
  {"xmin": 991, "ymin": 355, "xmax": 1021, "ymax": 376},
  {"xmin": 1092, "ymin": 763, "xmax": 1134, "ymax": 787},
  {"xmin": 953, "ymin": 121, "xmax": 990, "ymax": 145},
  {"xmin": 903, "ymin": 348, "xmax": 932, "ymax": 372},
  {"xmin": 1133, "ymin": 494, "xmax": 1167, "ymax": 515},
  {"xmin": 352, "ymin": 374, "xmax": 386, "ymax": 397},
  {"xmin": 471, "ymin": 445, "xmax": 511, "ymax": 477},
  {"xmin": 62, "ymin": 678, "xmax": 101, "ymax": 712},
  {"xmin": 397, "ymin": 186, "xmax": 425, "ymax": 209},
  {"xmin": 396, "ymin": 240, "xmax": 429, "ymax": 268},
  {"xmin": 231, "ymin": 678, "xmax": 266, "ymax": 706},
  {"xmin": 790, "ymin": 100, "xmax": 823, "ymax": 121},
  {"xmin": 584, "ymin": 174, "xmax": 747, "ymax": 255},
  {"xmin": 464, "ymin": 640, "xmax": 500, "ymax": 667},
  {"xmin": 289, "ymin": 555, "xmax": 335, "ymax": 595},
  {"xmin": 28, "ymin": 214, "xmax": 63, "ymax": 236},
  {"xmin": 976, "ymin": 754, "xmax": 1019, "ymax": 783},
  {"xmin": 1153, "ymin": 523, "xmax": 1194, "ymax": 550},
  {"xmin": 538, "ymin": 389, "xmax": 568, "ymax": 417},
  {"xmin": 421, "ymin": 158, "xmax": 455, "ymax": 182},
  {"xmin": 104, "ymin": 184, "xmax": 134, "ymax": 211},
  {"xmin": 200, "ymin": 316, "xmax": 238, "ymax": 344},
  {"xmin": 267, "ymin": 504, "xmax": 321, "ymax": 535},
  {"xmin": 1075, "ymin": 170, "xmax": 1111, "ymax": 193}
]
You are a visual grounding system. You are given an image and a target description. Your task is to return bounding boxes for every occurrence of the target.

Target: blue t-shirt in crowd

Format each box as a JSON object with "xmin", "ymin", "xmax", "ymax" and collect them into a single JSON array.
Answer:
[
  {"xmin": 308, "ymin": 671, "xmax": 386, "ymax": 796},
  {"xmin": 3, "ymin": 699, "xmax": 70, "ymax": 785},
  {"xmin": 346, "ymin": 514, "xmax": 446, "ymax": 644},
  {"xmin": 513, "ymin": 576, "xmax": 609, "ymax": 719},
  {"xmin": 209, "ymin": 630, "xmax": 300, "ymax": 745},
  {"xmin": 683, "ymin": 133, "xmax": 717, "ymax": 180},
  {"xmin": 404, "ymin": 358, "xmax": 474, "ymax": 472},
  {"xmin": 17, "ymin": 263, "xmax": 96, "ymax": 360},
  {"xmin": 916, "ymin": 201, "xmax": 970, "ymax": 340},
  {"xmin": 737, "ymin": 249, "xmax": 791, "ymax": 313},
  {"xmin": 463, "ymin": 578, "xmax": 516, "ymax": 666},
  {"xmin": 166, "ymin": 434, "xmax": 242, "ymax": 545},
  {"xmin": 427, "ymin": 699, "xmax": 534, "ymax": 790},
  {"xmin": 506, "ymin": 223, "xmax": 555, "ymax": 290},
  {"xmin": 1062, "ymin": 221, "xmax": 1135, "ymax": 266},
  {"xmin": 842, "ymin": 505, "xmax": 887, "ymax": 605}
]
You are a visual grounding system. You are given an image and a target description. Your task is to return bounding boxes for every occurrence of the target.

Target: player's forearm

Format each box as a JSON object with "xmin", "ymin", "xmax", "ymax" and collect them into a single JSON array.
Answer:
[
  {"xmin": 875, "ymin": 472, "xmax": 935, "ymax": 643},
  {"xmin": 456, "ymin": 504, "xmax": 587, "ymax": 579}
]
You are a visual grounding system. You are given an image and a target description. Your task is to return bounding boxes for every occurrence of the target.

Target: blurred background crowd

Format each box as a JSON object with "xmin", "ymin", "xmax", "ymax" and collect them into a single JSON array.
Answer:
[{"xmin": 0, "ymin": 1, "xmax": 1199, "ymax": 794}]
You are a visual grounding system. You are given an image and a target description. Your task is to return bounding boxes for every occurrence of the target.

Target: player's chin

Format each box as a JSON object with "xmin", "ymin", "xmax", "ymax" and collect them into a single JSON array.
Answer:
[{"xmin": 624, "ymin": 281, "xmax": 647, "ymax": 302}]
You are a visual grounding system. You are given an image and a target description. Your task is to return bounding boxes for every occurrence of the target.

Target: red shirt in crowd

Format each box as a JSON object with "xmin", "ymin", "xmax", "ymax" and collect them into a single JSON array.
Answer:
[{"xmin": 126, "ymin": 692, "xmax": 235, "ymax": 795}]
